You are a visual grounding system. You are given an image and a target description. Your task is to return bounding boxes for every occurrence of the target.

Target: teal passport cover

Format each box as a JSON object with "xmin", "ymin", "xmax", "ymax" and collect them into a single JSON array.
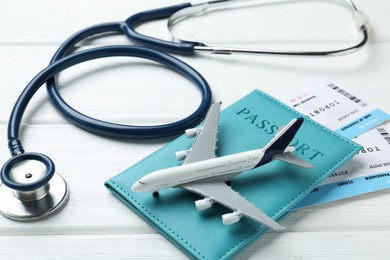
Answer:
[{"xmin": 105, "ymin": 90, "xmax": 361, "ymax": 260}]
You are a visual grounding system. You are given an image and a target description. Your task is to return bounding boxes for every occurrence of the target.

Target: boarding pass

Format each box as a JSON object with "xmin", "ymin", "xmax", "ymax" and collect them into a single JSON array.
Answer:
[
  {"xmin": 293, "ymin": 126, "xmax": 390, "ymax": 209},
  {"xmin": 279, "ymin": 82, "xmax": 390, "ymax": 208},
  {"xmin": 280, "ymin": 82, "xmax": 390, "ymax": 139}
]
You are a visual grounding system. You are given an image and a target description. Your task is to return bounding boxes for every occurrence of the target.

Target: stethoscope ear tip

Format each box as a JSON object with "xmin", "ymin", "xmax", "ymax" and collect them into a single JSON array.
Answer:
[{"xmin": 0, "ymin": 153, "xmax": 69, "ymax": 221}]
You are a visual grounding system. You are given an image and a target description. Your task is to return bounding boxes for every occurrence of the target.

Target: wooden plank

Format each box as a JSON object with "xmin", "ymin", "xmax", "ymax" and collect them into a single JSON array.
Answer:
[
  {"xmin": 0, "ymin": 234, "xmax": 187, "ymax": 259},
  {"xmin": 0, "ymin": 232, "xmax": 389, "ymax": 259},
  {"xmin": 240, "ymin": 231, "xmax": 390, "ymax": 259}
]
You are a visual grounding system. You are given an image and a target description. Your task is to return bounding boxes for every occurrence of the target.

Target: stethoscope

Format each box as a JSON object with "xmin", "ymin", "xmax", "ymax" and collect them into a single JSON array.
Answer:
[
  {"xmin": 0, "ymin": 0, "xmax": 369, "ymax": 221},
  {"xmin": 123, "ymin": 0, "xmax": 369, "ymax": 55}
]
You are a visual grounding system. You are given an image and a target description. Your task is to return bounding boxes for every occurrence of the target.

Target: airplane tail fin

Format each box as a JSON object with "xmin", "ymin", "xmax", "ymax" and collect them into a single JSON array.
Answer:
[
  {"xmin": 263, "ymin": 117, "xmax": 304, "ymax": 152},
  {"xmin": 261, "ymin": 118, "xmax": 313, "ymax": 168}
]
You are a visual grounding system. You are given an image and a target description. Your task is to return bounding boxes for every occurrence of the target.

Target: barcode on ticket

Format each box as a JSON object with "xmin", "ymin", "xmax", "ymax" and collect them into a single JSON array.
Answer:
[
  {"xmin": 377, "ymin": 127, "xmax": 390, "ymax": 145},
  {"xmin": 328, "ymin": 83, "xmax": 367, "ymax": 107}
]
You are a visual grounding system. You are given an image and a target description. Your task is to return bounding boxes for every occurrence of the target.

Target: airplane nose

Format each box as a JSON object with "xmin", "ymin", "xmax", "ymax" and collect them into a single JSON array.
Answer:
[{"xmin": 131, "ymin": 181, "xmax": 142, "ymax": 192}]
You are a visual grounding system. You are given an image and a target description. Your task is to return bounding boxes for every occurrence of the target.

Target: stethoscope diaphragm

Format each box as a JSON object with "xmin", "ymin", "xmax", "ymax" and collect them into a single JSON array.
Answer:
[{"xmin": 0, "ymin": 153, "xmax": 69, "ymax": 221}]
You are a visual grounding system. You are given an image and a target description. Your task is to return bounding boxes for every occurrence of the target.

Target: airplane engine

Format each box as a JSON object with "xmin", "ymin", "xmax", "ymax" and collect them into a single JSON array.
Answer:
[
  {"xmin": 195, "ymin": 198, "xmax": 214, "ymax": 211},
  {"xmin": 175, "ymin": 150, "xmax": 189, "ymax": 161},
  {"xmin": 222, "ymin": 211, "xmax": 242, "ymax": 225},
  {"xmin": 185, "ymin": 128, "xmax": 201, "ymax": 138}
]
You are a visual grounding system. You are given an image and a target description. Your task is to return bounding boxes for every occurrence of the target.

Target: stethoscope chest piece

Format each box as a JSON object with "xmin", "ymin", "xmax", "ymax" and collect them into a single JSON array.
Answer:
[{"xmin": 0, "ymin": 153, "xmax": 69, "ymax": 221}]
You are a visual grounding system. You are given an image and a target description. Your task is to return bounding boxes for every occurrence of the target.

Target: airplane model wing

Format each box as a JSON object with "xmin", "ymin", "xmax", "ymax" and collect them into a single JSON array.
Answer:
[
  {"xmin": 182, "ymin": 182, "xmax": 286, "ymax": 231},
  {"xmin": 182, "ymin": 102, "xmax": 221, "ymax": 164}
]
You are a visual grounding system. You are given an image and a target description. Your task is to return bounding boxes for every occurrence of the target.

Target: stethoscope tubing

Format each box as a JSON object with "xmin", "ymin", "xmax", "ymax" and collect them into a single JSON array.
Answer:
[
  {"xmin": 8, "ymin": 45, "xmax": 212, "ymax": 144},
  {"xmin": 122, "ymin": 3, "xmax": 196, "ymax": 55}
]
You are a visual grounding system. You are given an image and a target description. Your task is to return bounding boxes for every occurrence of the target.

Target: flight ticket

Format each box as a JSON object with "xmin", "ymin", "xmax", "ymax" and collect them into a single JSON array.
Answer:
[
  {"xmin": 293, "ymin": 127, "xmax": 390, "ymax": 209},
  {"xmin": 280, "ymin": 82, "xmax": 390, "ymax": 139},
  {"xmin": 279, "ymin": 83, "xmax": 390, "ymax": 208}
]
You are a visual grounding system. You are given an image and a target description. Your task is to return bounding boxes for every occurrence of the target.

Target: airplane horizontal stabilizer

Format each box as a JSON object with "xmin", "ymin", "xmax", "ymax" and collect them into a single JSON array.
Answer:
[{"xmin": 273, "ymin": 153, "xmax": 313, "ymax": 168}]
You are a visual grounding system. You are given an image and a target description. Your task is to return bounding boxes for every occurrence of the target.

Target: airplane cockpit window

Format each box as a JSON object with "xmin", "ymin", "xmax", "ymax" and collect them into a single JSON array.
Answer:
[{"xmin": 139, "ymin": 181, "xmax": 146, "ymax": 185}]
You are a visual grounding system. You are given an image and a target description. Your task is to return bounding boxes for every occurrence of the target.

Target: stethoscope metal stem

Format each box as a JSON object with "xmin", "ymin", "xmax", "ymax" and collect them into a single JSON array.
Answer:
[
  {"xmin": 167, "ymin": 0, "xmax": 369, "ymax": 56},
  {"xmin": 193, "ymin": 27, "xmax": 368, "ymax": 56},
  {"xmin": 13, "ymin": 183, "xmax": 50, "ymax": 201}
]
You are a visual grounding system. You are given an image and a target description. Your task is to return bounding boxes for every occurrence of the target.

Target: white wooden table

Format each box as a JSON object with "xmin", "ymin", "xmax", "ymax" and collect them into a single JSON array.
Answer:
[{"xmin": 1, "ymin": 0, "xmax": 389, "ymax": 259}]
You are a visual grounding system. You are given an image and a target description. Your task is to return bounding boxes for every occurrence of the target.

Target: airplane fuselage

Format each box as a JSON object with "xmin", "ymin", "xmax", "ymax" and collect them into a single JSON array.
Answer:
[{"xmin": 132, "ymin": 149, "xmax": 266, "ymax": 192}]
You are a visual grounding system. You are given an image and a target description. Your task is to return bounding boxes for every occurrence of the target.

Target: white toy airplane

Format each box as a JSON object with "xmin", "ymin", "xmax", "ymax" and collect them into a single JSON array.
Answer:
[{"xmin": 132, "ymin": 102, "xmax": 313, "ymax": 231}]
